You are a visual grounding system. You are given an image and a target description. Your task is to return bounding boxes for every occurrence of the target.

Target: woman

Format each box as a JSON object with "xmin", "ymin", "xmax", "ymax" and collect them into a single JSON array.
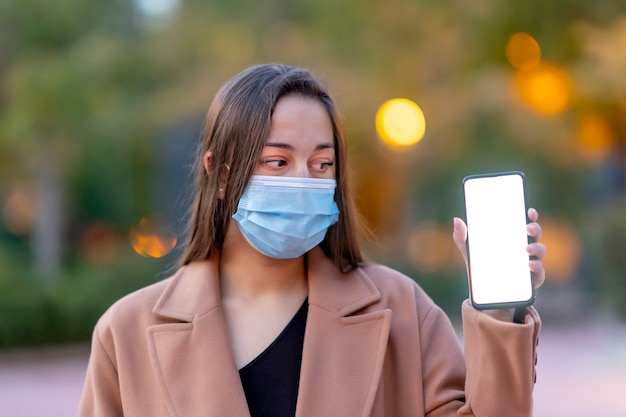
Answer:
[{"xmin": 78, "ymin": 64, "xmax": 545, "ymax": 417}]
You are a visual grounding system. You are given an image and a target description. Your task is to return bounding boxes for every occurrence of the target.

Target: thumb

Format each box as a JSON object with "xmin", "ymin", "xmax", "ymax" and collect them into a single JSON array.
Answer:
[{"xmin": 453, "ymin": 217, "xmax": 468, "ymax": 264}]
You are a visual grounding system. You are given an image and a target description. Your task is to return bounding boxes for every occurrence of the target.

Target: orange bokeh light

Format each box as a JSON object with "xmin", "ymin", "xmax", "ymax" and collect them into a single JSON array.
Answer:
[
  {"xmin": 2, "ymin": 185, "xmax": 36, "ymax": 235},
  {"xmin": 81, "ymin": 224, "xmax": 122, "ymax": 265},
  {"xmin": 514, "ymin": 64, "xmax": 573, "ymax": 115},
  {"xmin": 506, "ymin": 32, "xmax": 541, "ymax": 71},
  {"xmin": 577, "ymin": 113, "xmax": 614, "ymax": 163},
  {"xmin": 539, "ymin": 219, "xmax": 581, "ymax": 284},
  {"xmin": 129, "ymin": 216, "xmax": 177, "ymax": 258}
]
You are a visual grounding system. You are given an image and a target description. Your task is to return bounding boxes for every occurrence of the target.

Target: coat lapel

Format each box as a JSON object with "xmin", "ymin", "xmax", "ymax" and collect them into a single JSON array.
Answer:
[
  {"xmin": 147, "ymin": 261, "xmax": 251, "ymax": 417},
  {"xmin": 145, "ymin": 249, "xmax": 391, "ymax": 417},
  {"xmin": 296, "ymin": 249, "xmax": 391, "ymax": 417}
]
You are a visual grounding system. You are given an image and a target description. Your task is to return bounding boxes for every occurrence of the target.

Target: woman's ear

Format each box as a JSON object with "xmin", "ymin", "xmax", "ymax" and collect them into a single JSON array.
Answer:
[
  {"xmin": 204, "ymin": 151, "xmax": 228, "ymax": 199},
  {"xmin": 203, "ymin": 151, "xmax": 213, "ymax": 176}
]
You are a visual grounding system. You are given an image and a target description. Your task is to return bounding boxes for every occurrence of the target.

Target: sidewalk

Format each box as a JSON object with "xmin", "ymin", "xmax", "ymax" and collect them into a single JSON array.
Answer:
[
  {"xmin": 533, "ymin": 315, "xmax": 626, "ymax": 416},
  {"xmin": 0, "ymin": 344, "xmax": 88, "ymax": 417},
  {"xmin": 1, "ymin": 317, "xmax": 625, "ymax": 416}
]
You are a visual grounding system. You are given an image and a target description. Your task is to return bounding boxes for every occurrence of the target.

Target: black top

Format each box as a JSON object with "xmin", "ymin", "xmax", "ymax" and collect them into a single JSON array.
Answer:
[{"xmin": 239, "ymin": 299, "xmax": 308, "ymax": 417}]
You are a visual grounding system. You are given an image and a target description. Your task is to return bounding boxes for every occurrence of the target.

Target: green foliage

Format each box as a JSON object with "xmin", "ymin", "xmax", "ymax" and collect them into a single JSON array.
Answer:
[
  {"xmin": 588, "ymin": 197, "xmax": 626, "ymax": 319},
  {"xmin": 0, "ymin": 252, "xmax": 167, "ymax": 349},
  {"xmin": 1, "ymin": 0, "xmax": 626, "ymax": 348},
  {"xmin": 0, "ymin": 276, "xmax": 64, "ymax": 347}
]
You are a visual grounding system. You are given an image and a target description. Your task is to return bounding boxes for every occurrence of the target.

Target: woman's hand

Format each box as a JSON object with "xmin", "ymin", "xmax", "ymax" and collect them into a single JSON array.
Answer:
[
  {"xmin": 452, "ymin": 208, "xmax": 547, "ymax": 321},
  {"xmin": 524, "ymin": 208, "xmax": 546, "ymax": 288}
]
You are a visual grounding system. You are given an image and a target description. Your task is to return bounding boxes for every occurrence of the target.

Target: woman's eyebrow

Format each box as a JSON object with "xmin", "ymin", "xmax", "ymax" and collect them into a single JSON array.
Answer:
[
  {"xmin": 263, "ymin": 142, "xmax": 334, "ymax": 151},
  {"xmin": 264, "ymin": 141, "xmax": 294, "ymax": 150},
  {"xmin": 315, "ymin": 143, "xmax": 334, "ymax": 151}
]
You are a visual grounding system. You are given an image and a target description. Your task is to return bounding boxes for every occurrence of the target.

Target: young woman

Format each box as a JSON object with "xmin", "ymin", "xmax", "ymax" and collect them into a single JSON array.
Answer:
[{"xmin": 79, "ymin": 64, "xmax": 545, "ymax": 417}]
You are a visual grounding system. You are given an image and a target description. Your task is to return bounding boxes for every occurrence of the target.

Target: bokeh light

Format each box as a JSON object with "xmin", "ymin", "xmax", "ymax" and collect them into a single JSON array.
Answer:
[
  {"xmin": 539, "ymin": 219, "xmax": 581, "ymax": 284},
  {"xmin": 513, "ymin": 64, "xmax": 573, "ymax": 115},
  {"xmin": 2, "ymin": 185, "xmax": 36, "ymax": 235},
  {"xmin": 129, "ymin": 215, "xmax": 177, "ymax": 258},
  {"xmin": 506, "ymin": 32, "xmax": 541, "ymax": 71},
  {"xmin": 80, "ymin": 224, "xmax": 122, "ymax": 265},
  {"xmin": 376, "ymin": 98, "xmax": 426, "ymax": 149},
  {"xmin": 577, "ymin": 113, "xmax": 614, "ymax": 163},
  {"xmin": 135, "ymin": 0, "xmax": 180, "ymax": 16},
  {"xmin": 407, "ymin": 222, "xmax": 456, "ymax": 273}
]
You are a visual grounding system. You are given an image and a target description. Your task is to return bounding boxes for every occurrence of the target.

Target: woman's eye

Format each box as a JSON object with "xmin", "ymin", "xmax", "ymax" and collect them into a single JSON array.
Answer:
[
  {"xmin": 315, "ymin": 161, "xmax": 334, "ymax": 171},
  {"xmin": 260, "ymin": 158, "xmax": 287, "ymax": 169}
]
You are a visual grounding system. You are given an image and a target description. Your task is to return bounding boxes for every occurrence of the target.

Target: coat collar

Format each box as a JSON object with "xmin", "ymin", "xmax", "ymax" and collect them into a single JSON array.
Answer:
[
  {"xmin": 297, "ymin": 248, "xmax": 392, "ymax": 416},
  {"xmin": 152, "ymin": 248, "xmax": 382, "ymax": 321},
  {"xmin": 148, "ymin": 247, "xmax": 391, "ymax": 417},
  {"xmin": 152, "ymin": 258, "xmax": 222, "ymax": 322}
]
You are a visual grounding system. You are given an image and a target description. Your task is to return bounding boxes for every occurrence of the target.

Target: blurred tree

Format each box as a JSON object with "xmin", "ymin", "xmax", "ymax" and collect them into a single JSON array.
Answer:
[
  {"xmin": 0, "ymin": 0, "xmax": 624, "ymax": 317},
  {"xmin": 0, "ymin": 0, "xmax": 142, "ymax": 281}
]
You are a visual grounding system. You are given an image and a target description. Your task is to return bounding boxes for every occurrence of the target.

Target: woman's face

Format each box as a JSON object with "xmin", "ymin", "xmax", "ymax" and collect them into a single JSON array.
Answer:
[{"xmin": 255, "ymin": 94, "xmax": 336, "ymax": 179}]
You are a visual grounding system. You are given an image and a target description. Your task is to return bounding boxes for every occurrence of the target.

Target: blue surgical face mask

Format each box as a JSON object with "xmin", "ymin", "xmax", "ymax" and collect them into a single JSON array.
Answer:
[{"xmin": 232, "ymin": 175, "xmax": 340, "ymax": 259}]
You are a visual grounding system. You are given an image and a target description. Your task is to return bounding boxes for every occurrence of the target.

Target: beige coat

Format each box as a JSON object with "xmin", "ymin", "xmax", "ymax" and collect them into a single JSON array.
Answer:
[{"xmin": 78, "ymin": 247, "xmax": 540, "ymax": 417}]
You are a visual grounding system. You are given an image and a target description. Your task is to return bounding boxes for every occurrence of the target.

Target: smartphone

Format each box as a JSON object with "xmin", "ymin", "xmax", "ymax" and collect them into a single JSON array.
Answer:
[{"xmin": 462, "ymin": 171, "xmax": 535, "ymax": 309}]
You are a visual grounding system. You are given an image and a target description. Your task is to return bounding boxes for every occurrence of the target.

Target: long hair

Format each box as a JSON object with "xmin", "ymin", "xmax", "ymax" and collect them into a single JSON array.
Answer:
[{"xmin": 179, "ymin": 64, "xmax": 365, "ymax": 272}]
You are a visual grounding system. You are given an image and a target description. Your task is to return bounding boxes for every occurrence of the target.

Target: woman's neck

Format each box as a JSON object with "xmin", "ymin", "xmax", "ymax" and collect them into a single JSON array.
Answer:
[{"xmin": 219, "ymin": 226, "xmax": 308, "ymax": 301}]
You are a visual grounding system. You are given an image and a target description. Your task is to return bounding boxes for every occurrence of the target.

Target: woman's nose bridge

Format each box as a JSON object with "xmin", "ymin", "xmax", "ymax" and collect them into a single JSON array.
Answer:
[{"xmin": 294, "ymin": 159, "xmax": 311, "ymax": 177}]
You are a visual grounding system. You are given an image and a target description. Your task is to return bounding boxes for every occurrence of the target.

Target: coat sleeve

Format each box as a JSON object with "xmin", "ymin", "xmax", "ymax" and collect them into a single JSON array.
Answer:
[
  {"xmin": 457, "ymin": 300, "xmax": 541, "ymax": 417},
  {"xmin": 77, "ymin": 323, "xmax": 124, "ymax": 417},
  {"xmin": 418, "ymin": 299, "xmax": 540, "ymax": 417}
]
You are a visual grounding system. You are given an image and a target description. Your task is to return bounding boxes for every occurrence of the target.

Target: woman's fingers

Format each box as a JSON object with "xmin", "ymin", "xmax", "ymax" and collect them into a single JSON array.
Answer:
[
  {"xmin": 454, "ymin": 210, "xmax": 546, "ymax": 288},
  {"xmin": 527, "ymin": 241, "xmax": 546, "ymax": 260},
  {"xmin": 528, "ymin": 207, "xmax": 539, "ymax": 222},
  {"xmin": 529, "ymin": 258, "xmax": 546, "ymax": 288},
  {"xmin": 526, "ymin": 208, "xmax": 546, "ymax": 288},
  {"xmin": 526, "ymin": 208, "xmax": 542, "ymax": 244}
]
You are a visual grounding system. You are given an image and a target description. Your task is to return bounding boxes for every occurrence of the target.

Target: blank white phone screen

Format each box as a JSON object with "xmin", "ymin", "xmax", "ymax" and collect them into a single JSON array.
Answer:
[{"xmin": 464, "ymin": 173, "xmax": 533, "ymax": 306}]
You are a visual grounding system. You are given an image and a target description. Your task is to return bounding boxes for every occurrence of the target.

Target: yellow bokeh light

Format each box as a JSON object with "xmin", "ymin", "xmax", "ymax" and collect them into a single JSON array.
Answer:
[
  {"xmin": 129, "ymin": 215, "xmax": 177, "ymax": 258},
  {"xmin": 376, "ymin": 98, "xmax": 426, "ymax": 149},
  {"xmin": 506, "ymin": 32, "xmax": 541, "ymax": 71},
  {"xmin": 514, "ymin": 64, "xmax": 572, "ymax": 115}
]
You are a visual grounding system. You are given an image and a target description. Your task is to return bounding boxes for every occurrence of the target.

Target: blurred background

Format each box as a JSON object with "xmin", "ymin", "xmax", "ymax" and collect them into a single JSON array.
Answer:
[{"xmin": 1, "ymin": 0, "xmax": 625, "ymax": 415}]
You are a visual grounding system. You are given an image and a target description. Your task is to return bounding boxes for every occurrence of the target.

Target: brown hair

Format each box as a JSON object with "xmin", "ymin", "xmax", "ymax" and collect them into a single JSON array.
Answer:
[{"xmin": 180, "ymin": 64, "xmax": 364, "ymax": 272}]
